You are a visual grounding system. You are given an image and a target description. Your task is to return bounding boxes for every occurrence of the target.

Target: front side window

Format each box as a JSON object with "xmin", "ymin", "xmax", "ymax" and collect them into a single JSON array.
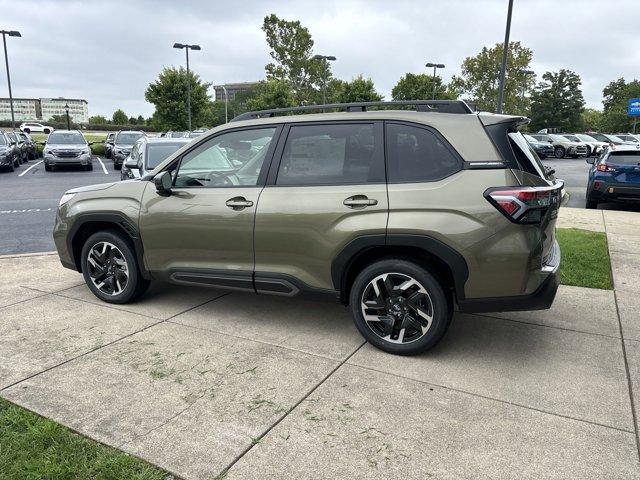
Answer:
[
  {"xmin": 175, "ymin": 127, "xmax": 276, "ymax": 188},
  {"xmin": 0, "ymin": 134, "xmax": 7, "ymax": 145},
  {"xmin": 386, "ymin": 123, "xmax": 461, "ymax": 183},
  {"xmin": 276, "ymin": 123, "xmax": 382, "ymax": 186}
]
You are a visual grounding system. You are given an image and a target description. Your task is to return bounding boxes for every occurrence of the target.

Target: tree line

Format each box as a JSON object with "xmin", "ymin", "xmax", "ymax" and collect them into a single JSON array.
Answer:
[{"xmin": 141, "ymin": 14, "xmax": 639, "ymax": 133}]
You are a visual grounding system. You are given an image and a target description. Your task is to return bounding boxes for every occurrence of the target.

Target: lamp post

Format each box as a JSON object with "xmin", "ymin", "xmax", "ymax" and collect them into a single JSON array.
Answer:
[
  {"xmin": 173, "ymin": 42, "xmax": 201, "ymax": 131},
  {"xmin": 64, "ymin": 103, "xmax": 70, "ymax": 129},
  {"xmin": 1, "ymin": 29, "xmax": 21, "ymax": 131},
  {"xmin": 221, "ymin": 85, "xmax": 228, "ymax": 123},
  {"xmin": 425, "ymin": 62, "xmax": 445, "ymax": 100},
  {"xmin": 311, "ymin": 54, "xmax": 336, "ymax": 105},
  {"xmin": 496, "ymin": 0, "xmax": 514, "ymax": 114}
]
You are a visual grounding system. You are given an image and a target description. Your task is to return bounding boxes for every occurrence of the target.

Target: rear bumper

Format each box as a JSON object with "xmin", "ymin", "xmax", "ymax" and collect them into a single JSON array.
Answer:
[
  {"xmin": 589, "ymin": 183, "xmax": 640, "ymax": 203},
  {"xmin": 458, "ymin": 240, "xmax": 560, "ymax": 313}
]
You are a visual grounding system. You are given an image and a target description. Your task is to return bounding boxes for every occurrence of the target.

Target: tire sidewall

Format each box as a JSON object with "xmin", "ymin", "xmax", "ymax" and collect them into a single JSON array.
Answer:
[
  {"xmin": 349, "ymin": 259, "xmax": 451, "ymax": 355},
  {"xmin": 81, "ymin": 230, "xmax": 141, "ymax": 304},
  {"xmin": 554, "ymin": 147, "xmax": 565, "ymax": 158}
]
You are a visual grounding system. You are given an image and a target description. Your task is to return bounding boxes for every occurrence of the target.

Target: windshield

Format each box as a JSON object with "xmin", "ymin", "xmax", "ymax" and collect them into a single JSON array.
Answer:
[
  {"xmin": 146, "ymin": 143, "xmax": 184, "ymax": 169},
  {"xmin": 607, "ymin": 151, "xmax": 640, "ymax": 165},
  {"xmin": 549, "ymin": 134, "xmax": 569, "ymax": 142},
  {"xmin": 532, "ymin": 134, "xmax": 551, "ymax": 142},
  {"xmin": 563, "ymin": 135, "xmax": 579, "ymax": 142},
  {"xmin": 47, "ymin": 132, "xmax": 86, "ymax": 145},
  {"xmin": 577, "ymin": 134, "xmax": 597, "ymax": 142},
  {"xmin": 618, "ymin": 135, "xmax": 639, "ymax": 143},
  {"xmin": 115, "ymin": 132, "xmax": 144, "ymax": 145},
  {"xmin": 523, "ymin": 134, "xmax": 537, "ymax": 142}
]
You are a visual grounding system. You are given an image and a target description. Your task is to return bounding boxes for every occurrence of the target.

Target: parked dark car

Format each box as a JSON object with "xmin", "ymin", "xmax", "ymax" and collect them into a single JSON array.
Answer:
[
  {"xmin": 111, "ymin": 131, "xmax": 145, "ymax": 169},
  {"xmin": 18, "ymin": 131, "xmax": 37, "ymax": 159},
  {"xmin": 104, "ymin": 132, "xmax": 115, "ymax": 159},
  {"xmin": 586, "ymin": 144, "xmax": 640, "ymax": 209},
  {"xmin": 0, "ymin": 131, "xmax": 20, "ymax": 171},
  {"xmin": 524, "ymin": 134, "xmax": 554, "ymax": 159},
  {"xmin": 121, "ymin": 137, "xmax": 191, "ymax": 180},
  {"xmin": 6, "ymin": 131, "xmax": 27, "ymax": 164}
]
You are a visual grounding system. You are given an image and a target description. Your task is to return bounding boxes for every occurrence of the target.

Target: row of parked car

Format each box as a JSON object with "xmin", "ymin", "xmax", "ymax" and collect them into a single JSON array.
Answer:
[
  {"xmin": 0, "ymin": 130, "xmax": 38, "ymax": 172},
  {"xmin": 524, "ymin": 131, "xmax": 640, "ymax": 159}
]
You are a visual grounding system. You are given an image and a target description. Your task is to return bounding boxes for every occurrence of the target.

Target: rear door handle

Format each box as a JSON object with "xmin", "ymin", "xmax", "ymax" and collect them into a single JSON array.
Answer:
[
  {"xmin": 343, "ymin": 195, "xmax": 378, "ymax": 208},
  {"xmin": 225, "ymin": 196, "xmax": 254, "ymax": 210}
]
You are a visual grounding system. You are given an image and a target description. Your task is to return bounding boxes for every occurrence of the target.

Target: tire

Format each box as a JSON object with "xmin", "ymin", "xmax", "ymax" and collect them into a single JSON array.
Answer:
[
  {"xmin": 44, "ymin": 163, "xmax": 52, "ymax": 172},
  {"xmin": 349, "ymin": 258, "xmax": 452, "ymax": 355},
  {"xmin": 23, "ymin": 128, "xmax": 30, "ymax": 134},
  {"xmin": 114, "ymin": 163, "xmax": 121, "ymax": 170},
  {"xmin": 7, "ymin": 161, "xmax": 14, "ymax": 172},
  {"xmin": 554, "ymin": 147, "xmax": 565, "ymax": 159},
  {"xmin": 13, "ymin": 158, "xmax": 19, "ymax": 167},
  {"xmin": 43, "ymin": 129, "xmax": 50, "ymax": 134},
  {"xmin": 80, "ymin": 230, "xmax": 150, "ymax": 304},
  {"xmin": 586, "ymin": 198, "xmax": 598, "ymax": 209},
  {"xmin": 86, "ymin": 163, "xmax": 93, "ymax": 171}
]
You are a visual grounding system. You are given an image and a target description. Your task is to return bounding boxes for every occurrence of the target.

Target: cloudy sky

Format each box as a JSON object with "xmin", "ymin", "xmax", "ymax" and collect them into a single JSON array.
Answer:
[{"xmin": 1, "ymin": 0, "xmax": 638, "ymax": 118}]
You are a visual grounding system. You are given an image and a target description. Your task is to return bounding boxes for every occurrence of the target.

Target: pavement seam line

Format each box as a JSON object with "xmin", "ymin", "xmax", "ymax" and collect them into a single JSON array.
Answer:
[
  {"xmin": 472, "ymin": 311, "xmax": 621, "ymax": 341},
  {"xmin": 0, "ymin": 292, "xmax": 49, "ymax": 310},
  {"xmin": 165, "ymin": 318, "xmax": 354, "ymax": 363},
  {"xmin": 214, "ymin": 340, "xmax": 367, "ymax": 478},
  {"xmin": 604, "ymin": 213, "xmax": 640, "ymax": 461},
  {"xmin": 0, "ymin": 292, "xmax": 231, "ymax": 393},
  {"xmin": 346, "ymin": 362, "xmax": 636, "ymax": 435}
]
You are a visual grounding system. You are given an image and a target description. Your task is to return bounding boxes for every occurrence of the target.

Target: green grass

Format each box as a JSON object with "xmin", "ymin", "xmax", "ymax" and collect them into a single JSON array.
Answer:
[
  {"xmin": 556, "ymin": 228, "xmax": 613, "ymax": 290},
  {"xmin": 0, "ymin": 398, "xmax": 167, "ymax": 480}
]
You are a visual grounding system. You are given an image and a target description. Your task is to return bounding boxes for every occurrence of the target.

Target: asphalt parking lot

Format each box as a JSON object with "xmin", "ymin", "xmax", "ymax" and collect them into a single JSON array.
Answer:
[{"xmin": 0, "ymin": 156, "xmax": 112, "ymax": 255}]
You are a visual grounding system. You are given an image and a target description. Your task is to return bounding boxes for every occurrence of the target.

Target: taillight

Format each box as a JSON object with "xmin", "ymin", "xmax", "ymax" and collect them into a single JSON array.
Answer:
[
  {"xmin": 596, "ymin": 163, "xmax": 615, "ymax": 172},
  {"xmin": 484, "ymin": 182, "xmax": 563, "ymax": 224}
]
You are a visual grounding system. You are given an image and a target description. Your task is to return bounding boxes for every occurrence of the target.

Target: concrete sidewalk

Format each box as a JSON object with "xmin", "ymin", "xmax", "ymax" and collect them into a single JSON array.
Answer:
[{"xmin": 1, "ymin": 208, "xmax": 639, "ymax": 479}]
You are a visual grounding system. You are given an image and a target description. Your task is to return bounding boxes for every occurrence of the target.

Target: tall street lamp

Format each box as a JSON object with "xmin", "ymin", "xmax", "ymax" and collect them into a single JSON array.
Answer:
[
  {"xmin": 312, "ymin": 54, "xmax": 336, "ymax": 105},
  {"xmin": 173, "ymin": 42, "xmax": 201, "ymax": 131},
  {"xmin": 64, "ymin": 103, "xmax": 70, "ymax": 130},
  {"xmin": 1, "ymin": 29, "xmax": 21, "ymax": 131},
  {"xmin": 221, "ymin": 85, "xmax": 228, "ymax": 123},
  {"xmin": 425, "ymin": 62, "xmax": 445, "ymax": 100},
  {"xmin": 496, "ymin": 0, "xmax": 514, "ymax": 114}
]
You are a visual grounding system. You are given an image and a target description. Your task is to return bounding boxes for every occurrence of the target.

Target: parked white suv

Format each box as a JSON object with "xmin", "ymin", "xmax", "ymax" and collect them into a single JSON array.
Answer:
[{"xmin": 19, "ymin": 122, "xmax": 53, "ymax": 134}]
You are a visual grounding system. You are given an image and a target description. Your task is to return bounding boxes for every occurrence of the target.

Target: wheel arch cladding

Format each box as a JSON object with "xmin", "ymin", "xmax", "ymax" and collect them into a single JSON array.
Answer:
[{"xmin": 332, "ymin": 234, "xmax": 469, "ymax": 304}]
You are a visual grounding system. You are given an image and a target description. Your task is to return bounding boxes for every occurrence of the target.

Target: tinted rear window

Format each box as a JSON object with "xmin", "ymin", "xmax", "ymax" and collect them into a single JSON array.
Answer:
[
  {"xmin": 386, "ymin": 123, "xmax": 461, "ymax": 182},
  {"xmin": 608, "ymin": 151, "xmax": 640, "ymax": 165}
]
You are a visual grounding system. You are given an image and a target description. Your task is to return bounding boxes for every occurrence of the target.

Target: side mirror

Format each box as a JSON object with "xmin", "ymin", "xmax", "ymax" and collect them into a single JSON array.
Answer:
[
  {"xmin": 124, "ymin": 157, "xmax": 139, "ymax": 169},
  {"xmin": 586, "ymin": 157, "xmax": 595, "ymax": 164},
  {"xmin": 154, "ymin": 171, "xmax": 172, "ymax": 196}
]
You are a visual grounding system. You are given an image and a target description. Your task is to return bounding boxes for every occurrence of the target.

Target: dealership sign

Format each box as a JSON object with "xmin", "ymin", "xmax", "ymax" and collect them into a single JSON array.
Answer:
[{"xmin": 629, "ymin": 98, "xmax": 640, "ymax": 116}]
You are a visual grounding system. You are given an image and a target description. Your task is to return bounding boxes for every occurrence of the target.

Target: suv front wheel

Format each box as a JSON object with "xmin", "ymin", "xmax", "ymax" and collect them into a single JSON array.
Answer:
[
  {"xmin": 349, "ymin": 259, "xmax": 451, "ymax": 355},
  {"xmin": 81, "ymin": 230, "xmax": 149, "ymax": 304}
]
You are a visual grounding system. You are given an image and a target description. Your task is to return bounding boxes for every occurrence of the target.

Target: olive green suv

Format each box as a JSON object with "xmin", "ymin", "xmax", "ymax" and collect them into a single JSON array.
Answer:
[{"xmin": 53, "ymin": 100, "xmax": 562, "ymax": 355}]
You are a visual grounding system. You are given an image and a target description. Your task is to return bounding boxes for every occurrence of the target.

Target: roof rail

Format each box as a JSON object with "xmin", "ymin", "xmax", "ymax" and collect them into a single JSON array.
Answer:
[{"xmin": 231, "ymin": 100, "xmax": 474, "ymax": 122}]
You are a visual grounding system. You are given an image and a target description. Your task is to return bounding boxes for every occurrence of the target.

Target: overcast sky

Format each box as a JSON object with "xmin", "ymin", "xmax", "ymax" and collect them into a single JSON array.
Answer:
[{"xmin": 1, "ymin": 0, "xmax": 638, "ymax": 118}]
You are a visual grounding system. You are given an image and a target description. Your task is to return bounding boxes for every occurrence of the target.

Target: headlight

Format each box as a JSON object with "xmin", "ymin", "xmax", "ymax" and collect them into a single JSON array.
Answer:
[{"xmin": 59, "ymin": 193, "xmax": 76, "ymax": 206}]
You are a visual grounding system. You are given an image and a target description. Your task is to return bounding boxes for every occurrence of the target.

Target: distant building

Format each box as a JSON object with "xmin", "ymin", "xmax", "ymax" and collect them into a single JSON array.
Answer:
[
  {"xmin": 0, "ymin": 97, "xmax": 89, "ymax": 123},
  {"xmin": 213, "ymin": 82, "xmax": 261, "ymax": 102}
]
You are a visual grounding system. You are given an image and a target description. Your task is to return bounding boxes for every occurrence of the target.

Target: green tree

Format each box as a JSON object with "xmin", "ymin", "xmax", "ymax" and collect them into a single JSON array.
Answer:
[
  {"xmin": 451, "ymin": 41, "xmax": 535, "ymax": 114},
  {"xmin": 582, "ymin": 108, "xmax": 603, "ymax": 131},
  {"xmin": 529, "ymin": 69, "xmax": 585, "ymax": 132},
  {"xmin": 136, "ymin": 115, "xmax": 145, "ymax": 125},
  {"xmin": 392, "ymin": 73, "xmax": 457, "ymax": 101},
  {"xmin": 337, "ymin": 76, "xmax": 383, "ymax": 103},
  {"xmin": 88, "ymin": 115, "xmax": 108, "ymax": 124},
  {"xmin": 600, "ymin": 78, "xmax": 640, "ymax": 132},
  {"xmin": 262, "ymin": 14, "xmax": 330, "ymax": 105},
  {"xmin": 244, "ymin": 79, "xmax": 295, "ymax": 112},
  {"xmin": 112, "ymin": 109, "xmax": 128, "ymax": 125},
  {"xmin": 145, "ymin": 66, "xmax": 212, "ymax": 130}
]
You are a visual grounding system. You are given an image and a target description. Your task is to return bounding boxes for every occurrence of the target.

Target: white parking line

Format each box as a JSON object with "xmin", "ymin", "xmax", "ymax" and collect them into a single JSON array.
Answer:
[
  {"xmin": 95, "ymin": 156, "xmax": 109, "ymax": 175},
  {"xmin": 18, "ymin": 160, "xmax": 43, "ymax": 177}
]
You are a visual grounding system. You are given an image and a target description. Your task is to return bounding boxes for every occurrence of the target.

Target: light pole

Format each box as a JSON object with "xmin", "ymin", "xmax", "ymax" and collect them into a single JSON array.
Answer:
[
  {"xmin": 312, "ymin": 54, "xmax": 336, "ymax": 105},
  {"xmin": 1, "ymin": 29, "xmax": 21, "ymax": 131},
  {"xmin": 496, "ymin": 0, "xmax": 514, "ymax": 114},
  {"xmin": 425, "ymin": 62, "xmax": 445, "ymax": 100},
  {"xmin": 173, "ymin": 42, "xmax": 201, "ymax": 131},
  {"xmin": 221, "ymin": 85, "xmax": 228, "ymax": 123},
  {"xmin": 64, "ymin": 103, "xmax": 70, "ymax": 129}
]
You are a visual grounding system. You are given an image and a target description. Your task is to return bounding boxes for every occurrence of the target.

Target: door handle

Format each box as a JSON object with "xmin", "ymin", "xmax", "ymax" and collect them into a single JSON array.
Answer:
[
  {"xmin": 343, "ymin": 195, "xmax": 378, "ymax": 208},
  {"xmin": 225, "ymin": 196, "xmax": 254, "ymax": 210}
]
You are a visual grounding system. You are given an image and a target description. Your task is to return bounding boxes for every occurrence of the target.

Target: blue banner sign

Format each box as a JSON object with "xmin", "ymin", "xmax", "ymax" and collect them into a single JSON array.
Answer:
[{"xmin": 629, "ymin": 98, "xmax": 640, "ymax": 116}]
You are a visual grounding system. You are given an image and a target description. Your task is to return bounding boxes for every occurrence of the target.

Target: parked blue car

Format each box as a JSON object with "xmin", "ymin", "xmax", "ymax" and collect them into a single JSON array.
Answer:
[{"xmin": 586, "ymin": 144, "xmax": 640, "ymax": 209}]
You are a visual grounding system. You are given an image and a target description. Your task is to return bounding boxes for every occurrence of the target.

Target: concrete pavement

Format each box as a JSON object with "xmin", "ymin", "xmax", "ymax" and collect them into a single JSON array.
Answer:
[{"xmin": 1, "ymin": 208, "xmax": 639, "ymax": 479}]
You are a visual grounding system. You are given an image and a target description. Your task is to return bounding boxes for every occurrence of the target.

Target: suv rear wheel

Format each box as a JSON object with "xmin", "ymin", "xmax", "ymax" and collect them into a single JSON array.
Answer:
[
  {"xmin": 349, "ymin": 259, "xmax": 451, "ymax": 355},
  {"xmin": 554, "ymin": 147, "xmax": 566, "ymax": 159},
  {"xmin": 81, "ymin": 230, "xmax": 149, "ymax": 304}
]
